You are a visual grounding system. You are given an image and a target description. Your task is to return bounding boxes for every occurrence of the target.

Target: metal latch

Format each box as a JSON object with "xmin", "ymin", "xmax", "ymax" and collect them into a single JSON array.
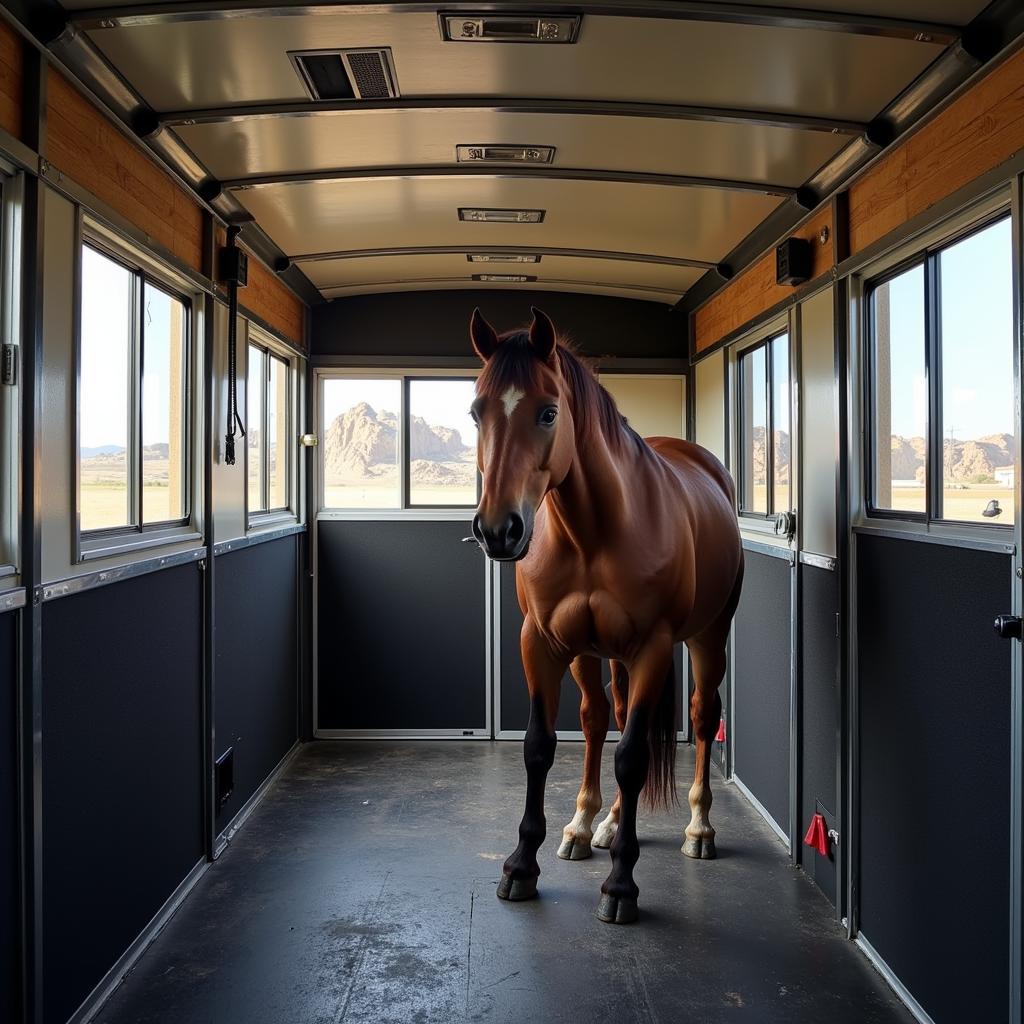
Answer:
[
  {"xmin": 828, "ymin": 829, "xmax": 840, "ymax": 845},
  {"xmin": 299, "ymin": 433, "xmax": 318, "ymax": 448},
  {"xmin": 1, "ymin": 343, "xmax": 15, "ymax": 385}
]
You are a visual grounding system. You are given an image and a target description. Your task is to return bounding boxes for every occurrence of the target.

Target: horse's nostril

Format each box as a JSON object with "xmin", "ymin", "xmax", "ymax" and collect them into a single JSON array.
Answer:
[
  {"xmin": 472, "ymin": 515, "xmax": 484, "ymax": 543},
  {"xmin": 507, "ymin": 513, "xmax": 525, "ymax": 545}
]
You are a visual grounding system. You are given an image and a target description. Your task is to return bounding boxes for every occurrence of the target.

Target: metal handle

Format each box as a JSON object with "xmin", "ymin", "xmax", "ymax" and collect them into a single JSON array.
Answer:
[{"xmin": 994, "ymin": 615, "xmax": 1022, "ymax": 640}]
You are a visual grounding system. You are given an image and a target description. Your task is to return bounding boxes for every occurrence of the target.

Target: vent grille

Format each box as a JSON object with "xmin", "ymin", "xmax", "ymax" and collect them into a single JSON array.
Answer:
[
  {"xmin": 459, "ymin": 208, "xmax": 545, "ymax": 224},
  {"xmin": 467, "ymin": 253, "xmax": 542, "ymax": 263},
  {"xmin": 289, "ymin": 48, "xmax": 399, "ymax": 101},
  {"xmin": 457, "ymin": 145, "xmax": 555, "ymax": 164},
  {"xmin": 473, "ymin": 274, "xmax": 537, "ymax": 283}
]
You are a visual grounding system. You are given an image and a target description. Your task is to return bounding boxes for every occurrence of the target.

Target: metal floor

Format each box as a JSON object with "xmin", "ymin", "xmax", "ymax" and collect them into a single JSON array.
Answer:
[{"xmin": 95, "ymin": 741, "xmax": 913, "ymax": 1024}]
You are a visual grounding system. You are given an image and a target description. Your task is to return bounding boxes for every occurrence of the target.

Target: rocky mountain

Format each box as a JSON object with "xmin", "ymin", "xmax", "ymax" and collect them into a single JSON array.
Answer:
[
  {"xmin": 890, "ymin": 432, "xmax": 1012, "ymax": 481},
  {"xmin": 750, "ymin": 427, "xmax": 791, "ymax": 483},
  {"xmin": 324, "ymin": 402, "xmax": 473, "ymax": 483}
]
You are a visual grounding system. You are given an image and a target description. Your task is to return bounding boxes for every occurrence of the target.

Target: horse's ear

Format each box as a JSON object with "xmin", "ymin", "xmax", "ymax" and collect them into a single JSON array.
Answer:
[
  {"xmin": 470, "ymin": 308, "xmax": 500, "ymax": 361},
  {"xmin": 529, "ymin": 307, "xmax": 557, "ymax": 365}
]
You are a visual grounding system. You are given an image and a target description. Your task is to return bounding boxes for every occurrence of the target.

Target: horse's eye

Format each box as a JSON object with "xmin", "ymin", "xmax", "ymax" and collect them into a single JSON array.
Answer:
[
  {"xmin": 539, "ymin": 406, "xmax": 558, "ymax": 427},
  {"xmin": 469, "ymin": 407, "xmax": 480, "ymax": 424}
]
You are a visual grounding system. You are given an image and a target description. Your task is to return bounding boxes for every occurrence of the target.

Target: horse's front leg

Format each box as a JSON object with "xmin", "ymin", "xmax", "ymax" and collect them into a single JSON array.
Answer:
[
  {"xmin": 558, "ymin": 656, "xmax": 609, "ymax": 861},
  {"xmin": 593, "ymin": 660, "xmax": 627, "ymax": 849},
  {"xmin": 498, "ymin": 617, "xmax": 567, "ymax": 902},
  {"xmin": 598, "ymin": 638, "xmax": 673, "ymax": 925}
]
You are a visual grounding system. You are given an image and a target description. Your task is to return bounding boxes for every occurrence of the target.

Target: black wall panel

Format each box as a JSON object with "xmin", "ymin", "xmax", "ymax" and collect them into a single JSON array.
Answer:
[
  {"xmin": 318, "ymin": 521, "xmax": 487, "ymax": 730},
  {"xmin": 312, "ymin": 289, "xmax": 685, "ymax": 360},
  {"xmin": 733, "ymin": 549, "xmax": 791, "ymax": 833},
  {"xmin": 857, "ymin": 535, "xmax": 1010, "ymax": 1024},
  {"xmin": 0, "ymin": 609, "xmax": 17, "ymax": 1023},
  {"xmin": 42, "ymin": 566, "xmax": 203, "ymax": 1024},
  {"xmin": 215, "ymin": 537, "xmax": 299, "ymax": 830},
  {"xmin": 498, "ymin": 563, "xmax": 686, "ymax": 736},
  {"xmin": 799, "ymin": 563, "xmax": 838, "ymax": 904}
]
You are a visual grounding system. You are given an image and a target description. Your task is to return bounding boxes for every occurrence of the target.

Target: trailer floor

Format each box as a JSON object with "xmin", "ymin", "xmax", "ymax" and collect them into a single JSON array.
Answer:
[{"xmin": 96, "ymin": 741, "xmax": 912, "ymax": 1024}]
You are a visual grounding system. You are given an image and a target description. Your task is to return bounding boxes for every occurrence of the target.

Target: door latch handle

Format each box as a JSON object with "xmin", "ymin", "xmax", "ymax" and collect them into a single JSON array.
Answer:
[{"xmin": 994, "ymin": 615, "xmax": 1022, "ymax": 640}]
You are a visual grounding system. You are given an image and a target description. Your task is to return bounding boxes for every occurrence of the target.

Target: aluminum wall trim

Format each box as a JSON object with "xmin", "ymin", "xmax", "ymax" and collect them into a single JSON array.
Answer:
[
  {"xmin": 294, "ymin": 246, "xmax": 717, "ymax": 271},
  {"xmin": 215, "ymin": 740, "xmax": 301, "ymax": 849},
  {"xmin": 40, "ymin": 546, "xmax": 207, "ymax": 602},
  {"xmin": 851, "ymin": 522, "xmax": 1016, "ymax": 555},
  {"xmin": 212, "ymin": 521, "xmax": 306, "ymax": 556},
  {"xmin": 742, "ymin": 537, "xmax": 795, "ymax": 562},
  {"xmin": 731, "ymin": 774, "xmax": 791, "ymax": 847},
  {"xmin": 788, "ymin": 303, "xmax": 801, "ymax": 863},
  {"xmin": 160, "ymin": 97, "xmax": 867, "ymax": 136},
  {"xmin": 64, "ymin": 858, "xmax": 210, "ymax": 1024},
  {"xmin": 0, "ymin": 586, "xmax": 25, "ymax": 612},
  {"xmin": 315, "ymin": 729, "xmax": 490, "ymax": 739},
  {"xmin": 225, "ymin": 165, "xmax": 796, "ymax": 198},
  {"xmin": 854, "ymin": 936, "xmax": 939, "ymax": 1024},
  {"xmin": 799, "ymin": 550, "xmax": 836, "ymax": 571},
  {"xmin": 69, "ymin": 1, "xmax": 960, "ymax": 43}
]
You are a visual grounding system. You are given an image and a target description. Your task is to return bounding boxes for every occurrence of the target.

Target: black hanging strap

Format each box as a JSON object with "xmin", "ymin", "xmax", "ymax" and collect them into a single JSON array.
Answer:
[{"xmin": 224, "ymin": 225, "xmax": 246, "ymax": 465}]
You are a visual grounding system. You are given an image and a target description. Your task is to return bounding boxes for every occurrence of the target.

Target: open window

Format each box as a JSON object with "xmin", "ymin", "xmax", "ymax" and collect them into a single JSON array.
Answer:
[
  {"xmin": 247, "ymin": 330, "xmax": 296, "ymax": 524},
  {"xmin": 866, "ymin": 214, "xmax": 1013, "ymax": 526},
  {"xmin": 319, "ymin": 373, "xmax": 479, "ymax": 511},
  {"xmin": 736, "ymin": 332, "xmax": 790, "ymax": 518},
  {"xmin": 76, "ymin": 233, "xmax": 194, "ymax": 558}
]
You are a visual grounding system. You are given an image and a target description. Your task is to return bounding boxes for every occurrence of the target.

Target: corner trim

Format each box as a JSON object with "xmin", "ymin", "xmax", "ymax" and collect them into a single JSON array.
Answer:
[{"xmin": 855, "ymin": 934, "xmax": 938, "ymax": 1024}]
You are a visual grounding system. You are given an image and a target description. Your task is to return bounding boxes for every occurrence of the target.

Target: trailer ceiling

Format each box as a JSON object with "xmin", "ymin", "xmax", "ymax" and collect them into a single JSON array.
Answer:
[{"xmin": 47, "ymin": 0, "xmax": 1001, "ymax": 305}]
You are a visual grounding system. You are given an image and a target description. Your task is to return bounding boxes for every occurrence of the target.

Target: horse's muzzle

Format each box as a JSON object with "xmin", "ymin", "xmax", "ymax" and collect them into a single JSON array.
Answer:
[{"xmin": 472, "ymin": 510, "xmax": 532, "ymax": 561}]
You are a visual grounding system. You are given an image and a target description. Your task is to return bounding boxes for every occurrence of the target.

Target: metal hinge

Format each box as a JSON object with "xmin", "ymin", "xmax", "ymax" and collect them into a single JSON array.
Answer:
[
  {"xmin": 835, "ymin": 612, "xmax": 840, "ymax": 638},
  {"xmin": 299, "ymin": 433, "xmax": 318, "ymax": 448},
  {"xmin": 1, "ymin": 343, "xmax": 16, "ymax": 385}
]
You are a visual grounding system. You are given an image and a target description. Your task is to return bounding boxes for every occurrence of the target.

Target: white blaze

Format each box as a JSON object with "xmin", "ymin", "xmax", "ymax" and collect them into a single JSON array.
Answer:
[{"xmin": 501, "ymin": 386, "xmax": 525, "ymax": 418}]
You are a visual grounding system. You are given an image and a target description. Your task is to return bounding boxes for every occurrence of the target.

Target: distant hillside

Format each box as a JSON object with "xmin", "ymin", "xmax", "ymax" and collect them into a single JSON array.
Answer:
[
  {"xmin": 324, "ymin": 402, "xmax": 474, "ymax": 486},
  {"xmin": 891, "ymin": 432, "xmax": 1012, "ymax": 481}
]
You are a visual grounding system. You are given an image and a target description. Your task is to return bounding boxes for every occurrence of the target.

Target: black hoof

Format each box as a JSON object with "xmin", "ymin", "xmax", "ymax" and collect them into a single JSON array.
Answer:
[
  {"xmin": 597, "ymin": 893, "xmax": 638, "ymax": 924},
  {"xmin": 497, "ymin": 872, "xmax": 538, "ymax": 901},
  {"xmin": 682, "ymin": 836, "xmax": 717, "ymax": 860}
]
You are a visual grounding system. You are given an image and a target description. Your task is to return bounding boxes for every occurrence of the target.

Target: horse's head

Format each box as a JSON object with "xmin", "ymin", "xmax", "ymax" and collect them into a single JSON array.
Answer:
[{"xmin": 468, "ymin": 307, "xmax": 575, "ymax": 561}]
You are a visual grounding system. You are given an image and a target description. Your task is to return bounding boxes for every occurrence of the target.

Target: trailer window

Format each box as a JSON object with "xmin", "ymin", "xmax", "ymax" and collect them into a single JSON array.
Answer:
[
  {"xmin": 407, "ymin": 378, "xmax": 478, "ymax": 507},
  {"xmin": 737, "ymin": 333, "xmax": 790, "ymax": 517},
  {"xmin": 78, "ymin": 242, "xmax": 191, "ymax": 543},
  {"xmin": 867, "ymin": 215, "xmax": 1013, "ymax": 525},
  {"xmin": 247, "ymin": 336, "xmax": 294, "ymax": 520}
]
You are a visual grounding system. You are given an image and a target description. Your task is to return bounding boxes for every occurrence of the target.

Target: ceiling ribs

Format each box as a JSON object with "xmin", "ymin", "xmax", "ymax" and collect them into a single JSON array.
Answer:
[
  {"xmin": 70, "ymin": 1, "xmax": 960, "ymax": 44},
  {"xmin": 320, "ymin": 277, "xmax": 683, "ymax": 297},
  {"xmin": 290, "ymin": 245, "xmax": 718, "ymax": 270},
  {"xmin": 160, "ymin": 98, "xmax": 867, "ymax": 137},
  {"xmin": 224, "ymin": 164, "xmax": 797, "ymax": 196}
]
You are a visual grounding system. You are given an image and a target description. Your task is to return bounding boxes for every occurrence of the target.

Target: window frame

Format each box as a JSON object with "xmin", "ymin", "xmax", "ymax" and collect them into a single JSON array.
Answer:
[
  {"xmin": 736, "ymin": 330, "xmax": 791, "ymax": 520},
  {"xmin": 864, "ymin": 209, "xmax": 1014, "ymax": 530},
  {"xmin": 74, "ymin": 220, "xmax": 199, "ymax": 562},
  {"xmin": 246, "ymin": 327, "xmax": 297, "ymax": 527},
  {"xmin": 317, "ymin": 369, "xmax": 480, "ymax": 515},
  {"xmin": 0, "ymin": 170, "xmax": 17, "ymax": 589}
]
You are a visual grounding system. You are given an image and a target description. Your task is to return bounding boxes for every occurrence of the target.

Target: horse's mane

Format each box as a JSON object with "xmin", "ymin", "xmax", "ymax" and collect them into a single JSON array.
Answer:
[{"xmin": 476, "ymin": 329, "xmax": 643, "ymax": 455}]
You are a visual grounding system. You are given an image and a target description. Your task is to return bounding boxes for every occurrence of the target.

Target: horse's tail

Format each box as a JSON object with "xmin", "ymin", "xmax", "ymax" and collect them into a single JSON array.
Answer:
[{"xmin": 642, "ymin": 656, "xmax": 678, "ymax": 811}]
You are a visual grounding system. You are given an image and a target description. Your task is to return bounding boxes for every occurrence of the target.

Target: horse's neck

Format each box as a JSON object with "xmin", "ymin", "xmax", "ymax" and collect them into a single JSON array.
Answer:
[{"xmin": 544, "ymin": 430, "xmax": 638, "ymax": 552}]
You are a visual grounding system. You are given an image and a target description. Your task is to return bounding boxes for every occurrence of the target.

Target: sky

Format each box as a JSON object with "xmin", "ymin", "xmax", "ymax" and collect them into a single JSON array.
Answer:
[
  {"xmin": 322, "ymin": 377, "xmax": 478, "ymax": 450},
  {"xmin": 80, "ymin": 246, "xmax": 183, "ymax": 450},
  {"xmin": 884, "ymin": 216, "xmax": 1013, "ymax": 441}
]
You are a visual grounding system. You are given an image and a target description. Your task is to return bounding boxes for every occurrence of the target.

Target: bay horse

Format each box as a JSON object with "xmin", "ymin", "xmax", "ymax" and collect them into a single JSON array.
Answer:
[{"xmin": 469, "ymin": 306, "xmax": 743, "ymax": 924}]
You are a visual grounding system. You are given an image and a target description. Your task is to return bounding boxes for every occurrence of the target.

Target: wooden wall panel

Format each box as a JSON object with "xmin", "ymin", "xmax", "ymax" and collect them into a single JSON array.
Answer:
[
  {"xmin": 46, "ymin": 70, "xmax": 204, "ymax": 272},
  {"xmin": 694, "ymin": 205, "xmax": 832, "ymax": 353},
  {"xmin": 240, "ymin": 254, "xmax": 306, "ymax": 349},
  {"xmin": 0, "ymin": 21, "xmax": 22, "ymax": 141},
  {"xmin": 849, "ymin": 47, "xmax": 1024, "ymax": 256}
]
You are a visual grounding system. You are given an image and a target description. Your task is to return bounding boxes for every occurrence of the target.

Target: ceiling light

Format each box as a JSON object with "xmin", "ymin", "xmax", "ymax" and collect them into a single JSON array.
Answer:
[
  {"xmin": 467, "ymin": 253, "xmax": 542, "ymax": 264},
  {"xmin": 459, "ymin": 208, "xmax": 545, "ymax": 224},
  {"xmin": 473, "ymin": 274, "xmax": 537, "ymax": 283},
  {"xmin": 457, "ymin": 145, "xmax": 555, "ymax": 165},
  {"xmin": 440, "ymin": 14, "xmax": 580, "ymax": 43}
]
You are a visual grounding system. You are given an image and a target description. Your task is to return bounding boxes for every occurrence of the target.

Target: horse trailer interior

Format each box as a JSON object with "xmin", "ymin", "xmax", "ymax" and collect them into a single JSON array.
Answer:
[{"xmin": 2, "ymin": 1, "xmax": 1024, "ymax": 1022}]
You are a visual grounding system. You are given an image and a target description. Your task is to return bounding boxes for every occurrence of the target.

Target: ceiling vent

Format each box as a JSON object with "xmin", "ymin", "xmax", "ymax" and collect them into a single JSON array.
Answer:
[
  {"xmin": 459, "ymin": 208, "xmax": 545, "ymax": 224},
  {"xmin": 467, "ymin": 253, "xmax": 542, "ymax": 263},
  {"xmin": 289, "ymin": 48, "xmax": 399, "ymax": 101},
  {"xmin": 457, "ymin": 145, "xmax": 555, "ymax": 164},
  {"xmin": 440, "ymin": 14, "xmax": 580, "ymax": 43},
  {"xmin": 473, "ymin": 274, "xmax": 537, "ymax": 283}
]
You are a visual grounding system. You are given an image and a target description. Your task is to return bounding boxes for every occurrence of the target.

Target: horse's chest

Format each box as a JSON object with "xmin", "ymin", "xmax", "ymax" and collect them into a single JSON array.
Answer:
[{"xmin": 542, "ymin": 588, "xmax": 640, "ymax": 660}]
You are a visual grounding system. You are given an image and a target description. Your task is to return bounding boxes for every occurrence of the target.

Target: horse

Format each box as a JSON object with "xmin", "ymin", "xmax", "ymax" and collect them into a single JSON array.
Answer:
[{"xmin": 469, "ymin": 306, "xmax": 744, "ymax": 924}]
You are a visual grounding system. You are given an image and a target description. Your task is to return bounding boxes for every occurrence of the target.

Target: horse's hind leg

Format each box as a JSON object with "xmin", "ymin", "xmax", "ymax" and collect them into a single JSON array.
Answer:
[
  {"xmin": 593, "ymin": 660, "xmax": 627, "ymax": 849},
  {"xmin": 558, "ymin": 657, "xmax": 610, "ymax": 861},
  {"xmin": 682, "ymin": 634, "xmax": 725, "ymax": 860}
]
